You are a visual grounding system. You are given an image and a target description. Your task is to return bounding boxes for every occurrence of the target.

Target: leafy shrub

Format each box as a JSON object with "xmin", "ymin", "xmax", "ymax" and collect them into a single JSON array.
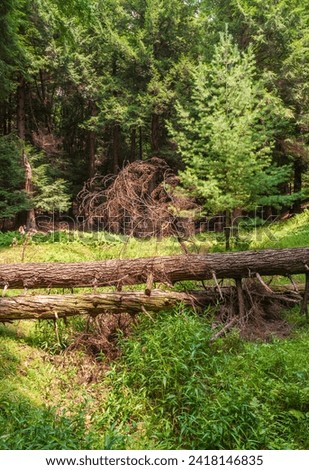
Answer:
[
  {"xmin": 0, "ymin": 231, "xmax": 22, "ymax": 247},
  {"xmin": 99, "ymin": 308, "xmax": 309, "ymax": 449},
  {"xmin": 0, "ymin": 398, "xmax": 91, "ymax": 450}
]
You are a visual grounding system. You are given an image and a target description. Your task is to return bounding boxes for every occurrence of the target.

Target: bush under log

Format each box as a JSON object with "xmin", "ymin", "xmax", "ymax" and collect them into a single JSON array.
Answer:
[{"xmin": 0, "ymin": 247, "xmax": 308, "ymax": 290}]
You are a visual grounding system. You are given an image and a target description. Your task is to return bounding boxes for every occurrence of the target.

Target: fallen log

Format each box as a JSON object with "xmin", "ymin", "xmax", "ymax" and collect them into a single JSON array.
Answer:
[
  {"xmin": 0, "ymin": 247, "xmax": 308, "ymax": 290},
  {"xmin": 0, "ymin": 285, "xmax": 303, "ymax": 322},
  {"xmin": 0, "ymin": 290, "xmax": 219, "ymax": 321}
]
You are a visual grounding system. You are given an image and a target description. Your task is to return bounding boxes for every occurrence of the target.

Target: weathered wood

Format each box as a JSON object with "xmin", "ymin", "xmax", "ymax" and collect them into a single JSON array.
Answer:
[
  {"xmin": 145, "ymin": 272, "xmax": 154, "ymax": 296},
  {"xmin": 300, "ymin": 272, "xmax": 309, "ymax": 318},
  {"xmin": 0, "ymin": 290, "xmax": 219, "ymax": 321},
  {"xmin": 235, "ymin": 278, "xmax": 246, "ymax": 323},
  {"xmin": 0, "ymin": 247, "xmax": 308, "ymax": 290}
]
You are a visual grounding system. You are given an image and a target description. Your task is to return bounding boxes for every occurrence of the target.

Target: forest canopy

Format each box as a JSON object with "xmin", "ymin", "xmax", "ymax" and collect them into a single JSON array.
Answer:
[{"xmin": 0, "ymin": 0, "xmax": 308, "ymax": 228}]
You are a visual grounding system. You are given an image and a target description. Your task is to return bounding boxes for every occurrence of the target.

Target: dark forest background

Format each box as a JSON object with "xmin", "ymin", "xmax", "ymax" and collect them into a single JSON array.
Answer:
[{"xmin": 0, "ymin": 0, "xmax": 308, "ymax": 230}]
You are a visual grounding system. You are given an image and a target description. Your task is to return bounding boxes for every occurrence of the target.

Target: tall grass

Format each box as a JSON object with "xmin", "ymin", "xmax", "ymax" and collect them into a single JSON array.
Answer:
[
  {"xmin": 0, "ymin": 211, "xmax": 308, "ymax": 449},
  {"xmin": 95, "ymin": 308, "xmax": 309, "ymax": 450}
]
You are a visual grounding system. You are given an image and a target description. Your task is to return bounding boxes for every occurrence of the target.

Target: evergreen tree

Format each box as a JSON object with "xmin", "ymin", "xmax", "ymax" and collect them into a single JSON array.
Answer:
[
  {"xmin": 199, "ymin": 0, "xmax": 309, "ymax": 211},
  {"xmin": 0, "ymin": 136, "xmax": 28, "ymax": 219},
  {"xmin": 170, "ymin": 33, "xmax": 291, "ymax": 247}
]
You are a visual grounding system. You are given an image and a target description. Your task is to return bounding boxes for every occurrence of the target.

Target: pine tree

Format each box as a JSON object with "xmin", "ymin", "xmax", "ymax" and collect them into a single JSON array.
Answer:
[{"xmin": 170, "ymin": 32, "xmax": 291, "ymax": 248}]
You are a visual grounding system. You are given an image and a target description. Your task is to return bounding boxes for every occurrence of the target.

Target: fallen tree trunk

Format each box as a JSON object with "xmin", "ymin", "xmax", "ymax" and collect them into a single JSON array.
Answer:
[
  {"xmin": 0, "ymin": 247, "xmax": 308, "ymax": 290},
  {"xmin": 0, "ymin": 290, "xmax": 219, "ymax": 321},
  {"xmin": 0, "ymin": 285, "xmax": 302, "ymax": 322}
]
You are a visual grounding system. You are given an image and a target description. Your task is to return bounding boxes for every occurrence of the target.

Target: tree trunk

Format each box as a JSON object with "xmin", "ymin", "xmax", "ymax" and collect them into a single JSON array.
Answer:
[
  {"xmin": 0, "ymin": 284, "xmax": 302, "ymax": 322},
  {"xmin": 293, "ymin": 159, "xmax": 302, "ymax": 213},
  {"xmin": 16, "ymin": 76, "xmax": 36, "ymax": 230},
  {"xmin": 139, "ymin": 126, "xmax": 143, "ymax": 160},
  {"xmin": 17, "ymin": 76, "xmax": 26, "ymax": 140},
  {"xmin": 88, "ymin": 101, "xmax": 97, "ymax": 178},
  {"xmin": 151, "ymin": 113, "xmax": 160, "ymax": 153},
  {"xmin": 0, "ymin": 290, "xmax": 218, "ymax": 321},
  {"xmin": 112, "ymin": 123, "xmax": 120, "ymax": 173},
  {"xmin": 224, "ymin": 210, "xmax": 232, "ymax": 251},
  {"xmin": 0, "ymin": 101, "xmax": 7, "ymax": 135},
  {"xmin": 88, "ymin": 129, "xmax": 96, "ymax": 178},
  {"xmin": 0, "ymin": 248, "xmax": 308, "ymax": 290},
  {"xmin": 130, "ymin": 127, "xmax": 137, "ymax": 162}
]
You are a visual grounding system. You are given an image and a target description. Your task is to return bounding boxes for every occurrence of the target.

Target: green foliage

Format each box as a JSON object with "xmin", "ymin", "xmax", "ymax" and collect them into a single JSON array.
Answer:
[
  {"xmin": 31, "ymin": 150, "xmax": 71, "ymax": 212},
  {"xmin": 170, "ymin": 32, "xmax": 292, "ymax": 215},
  {"xmin": 0, "ymin": 231, "xmax": 21, "ymax": 247},
  {"xmin": 0, "ymin": 136, "xmax": 29, "ymax": 218},
  {"xmin": 29, "ymin": 317, "xmax": 86, "ymax": 354},
  {"xmin": 0, "ymin": 331, "xmax": 91, "ymax": 450},
  {"xmin": 0, "ymin": 399, "xmax": 90, "ymax": 450},
  {"xmin": 0, "ymin": 219, "xmax": 309, "ymax": 449},
  {"xmin": 251, "ymin": 209, "xmax": 309, "ymax": 249},
  {"xmin": 97, "ymin": 308, "xmax": 309, "ymax": 449}
]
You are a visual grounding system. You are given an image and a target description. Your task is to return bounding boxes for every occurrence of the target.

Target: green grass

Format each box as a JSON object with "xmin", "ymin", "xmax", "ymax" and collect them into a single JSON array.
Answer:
[
  {"xmin": 0, "ymin": 211, "xmax": 308, "ymax": 449},
  {"xmin": 0, "ymin": 210, "xmax": 307, "ymax": 264},
  {"xmin": 250, "ymin": 210, "xmax": 309, "ymax": 250},
  {"xmin": 0, "ymin": 325, "xmax": 93, "ymax": 449},
  {"xmin": 97, "ymin": 308, "xmax": 309, "ymax": 450}
]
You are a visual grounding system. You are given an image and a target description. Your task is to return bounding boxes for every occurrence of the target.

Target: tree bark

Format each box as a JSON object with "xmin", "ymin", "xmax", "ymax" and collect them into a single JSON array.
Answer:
[
  {"xmin": 293, "ymin": 159, "xmax": 303, "ymax": 213},
  {"xmin": 130, "ymin": 127, "xmax": 137, "ymax": 162},
  {"xmin": 139, "ymin": 126, "xmax": 143, "ymax": 160},
  {"xmin": 17, "ymin": 76, "xmax": 36, "ymax": 230},
  {"xmin": 151, "ymin": 113, "xmax": 160, "ymax": 153},
  {"xmin": 112, "ymin": 123, "xmax": 120, "ymax": 173},
  {"xmin": 0, "ymin": 247, "xmax": 308, "ymax": 290},
  {"xmin": 88, "ymin": 101, "xmax": 97, "ymax": 178},
  {"xmin": 0, "ymin": 290, "xmax": 217, "ymax": 321}
]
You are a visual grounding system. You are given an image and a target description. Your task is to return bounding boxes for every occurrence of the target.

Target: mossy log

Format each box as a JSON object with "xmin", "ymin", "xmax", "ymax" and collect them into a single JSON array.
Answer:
[
  {"xmin": 0, "ymin": 247, "xmax": 308, "ymax": 290},
  {"xmin": 0, "ymin": 285, "xmax": 302, "ymax": 322},
  {"xmin": 0, "ymin": 290, "xmax": 218, "ymax": 321}
]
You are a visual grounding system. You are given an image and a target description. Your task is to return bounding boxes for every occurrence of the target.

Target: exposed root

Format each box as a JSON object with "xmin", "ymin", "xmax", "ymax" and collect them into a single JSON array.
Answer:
[
  {"xmin": 76, "ymin": 157, "xmax": 199, "ymax": 237},
  {"xmin": 66, "ymin": 280, "xmax": 302, "ymax": 355},
  {"xmin": 213, "ymin": 280, "xmax": 300, "ymax": 341},
  {"xmin": 67, "ymin": 312, "xmax": 135, "ymax": 361}
]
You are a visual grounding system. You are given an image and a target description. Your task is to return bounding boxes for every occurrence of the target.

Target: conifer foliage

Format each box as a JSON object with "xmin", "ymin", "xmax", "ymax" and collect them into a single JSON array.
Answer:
[
  {"xmin": 170, "ymin": 33, "xmax": 292, "ymax": 215},
  {"xmin": 0, "ymin": 1, "xmax": 307, "ymax": 224}
]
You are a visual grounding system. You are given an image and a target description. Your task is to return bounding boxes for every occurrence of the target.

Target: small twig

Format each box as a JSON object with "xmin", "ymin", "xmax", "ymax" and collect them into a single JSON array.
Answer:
[
  {"xmin": 2, "ymin": 284, "xmax": 8, "ymax": 297},
  {"xmin": 286, "ymin": 274, "xmax": 298, "ymax": 292},
  {"xmin": 266, "ymin": 277, "xmax": 274, "ymax": 286},
  {"xmin": 54, "ymin": 312, "xmax": 61, "ymax": 346},
  {"xmin": 252, "ymin": 291, "xmax": 300, "ymax": 304},
  {"xmin": 243, "ymin": 280, "xmax": 255, "ymax": 311},
  {"xmin": 210, "ymin": 317, "xmax": 239, "ymax": 342},
  {"xmin": 256, "ymin": 273, "xmax": 274, "ymax": 293},
  {"xmin": 300, "ymin": 273, "xmax": 309, "ymax": 319},
  {"xmin": 235, "ymin": 278, "xmax": 246, "ymax": 325},
  {"xmin": 145, "ymin": 272, "xmax": 154, "ymax": 296},
  {"xmin": 141, "ymin": 305, "xmax": 155, "ymax": 322},
  {"xmin": 212, "ymin": 271, "xmax": 223, "ymax": 300},
  {"xmin": 177, "ymin": 237, "xmax": 189, "ymax": 254}
]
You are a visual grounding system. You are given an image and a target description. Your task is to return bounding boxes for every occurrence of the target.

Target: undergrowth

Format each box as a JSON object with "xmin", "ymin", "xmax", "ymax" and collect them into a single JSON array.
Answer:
[
  {"xmin": 96, "ymin": 308, "xmax": 309, "ymax": 450},
  {"xmin": 0, "ymin": 211, "xmax": 308, "ymax": 449}
]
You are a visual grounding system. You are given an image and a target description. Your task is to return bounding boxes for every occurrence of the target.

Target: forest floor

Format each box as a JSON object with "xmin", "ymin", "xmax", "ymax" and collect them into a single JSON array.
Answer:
[{"xmin": 0, "ymin": 211, "xmax": 308, "ymax": 450}]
